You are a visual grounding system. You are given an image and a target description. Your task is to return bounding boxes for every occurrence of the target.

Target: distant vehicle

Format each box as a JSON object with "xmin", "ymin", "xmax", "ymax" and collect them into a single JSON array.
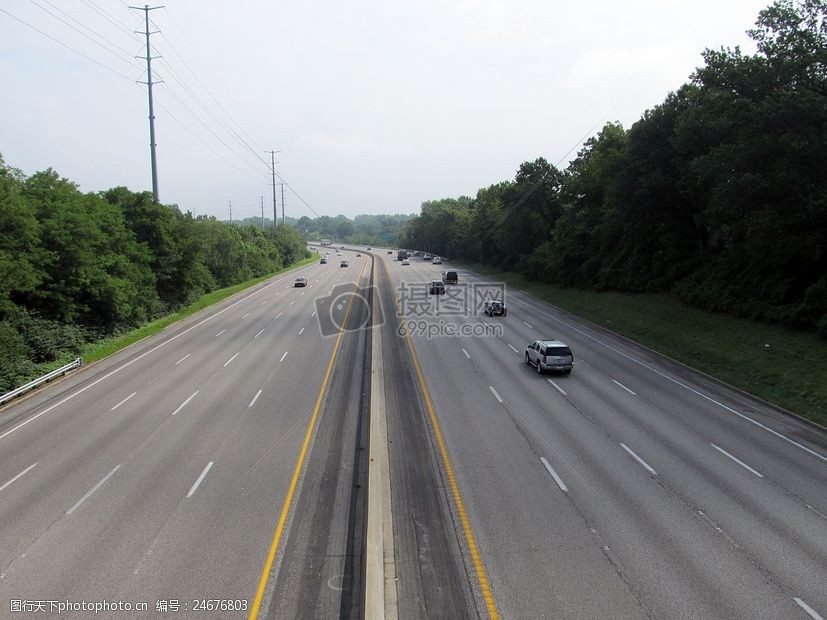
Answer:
[
  {"xmin": 401, "ymin": 258, "xmax": 410, "ymax": 266},
  {"xmin": 423, "ymin": 253, "xmax": 431, "ymax": 260},
  {"xmin": 397, "ymin": 249, "xmax": 408, "ymax": 261},
  {"xmin": 320, "ymin": 238, "xmax": 332, "ymax": 246},
  {"xmin": 387, "ymin": 250, "xmax": 394, "ymax": 255},
  {"xmin": 320, "ymin": 258, "xmax": 327, "ymax": 264},
  {"xmin": 429, "ymin": 280, "xmax": 445, "ymax": 295},
  {"xmin": 366, "ymin": 247, "xmax": 371, "ymax": 250},
  {"xmin": 525, "ymin": 340, "xmax": 573, "ymax": 375},
  {"xmin": 340, "ymin": 245, "xmax": 345, "ymax": 249},
  {"xmin": 356, "ymin": 253, "xmax": 362, "ymax": 257},
  {"xmin": 340, "ymin": 260, "xmax": 349, "ymax": 267},
  {"xmin": 432, "ymin": 256, "xmax": 442, "ymax": 264},
  {"xmin": 294, "ymin": 276, "xmax": 307, "ymax": 287},
  {"xmin": 442, "ymin": 270, "xmax": 458, "ymax": 285},
  {"xmin": 411, "ymin": 251, "xmax": 420, "ymax": 257},
  {"xmin": 483, "ymin": 299, "xmax": 506, "ymax": 316}
]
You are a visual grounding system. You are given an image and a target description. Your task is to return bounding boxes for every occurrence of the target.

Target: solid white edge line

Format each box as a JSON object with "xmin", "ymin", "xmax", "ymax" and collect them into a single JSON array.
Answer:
[
  {"xmin": 187, "ymin": 461, "xmax": 214, "ymax": 498},
  {"xmin": 254, "ymin": 328, "xmax": 265, "ymax": 338},
  {"xmin": 0, "ymin": 463, "xmax": 38, "ymax": 493},
  {"xmin": 507, "ymin": 344, "xmax": 519, "ymax": 354},
  {"xmin": 66, "ymin": 464, "xmax": 121, "ymax": 514},
  {"xmin": 298, "ymin": 328, "xmax": 305, "ymax": 335},
  {"xmin": 172, "ymin": 391, "xmax": 199, "ymax": 416},
  {"xmin": 311, "ymin": 311, "xmax": 317, "ymax": 317},
  {"xmin": 249, "ymin": 389, "xmax": 262, "ymax": 408},
  {"xmin": 223, "ymin": 352, "xmax": 240, "ymax": 367},
  {"xmin": 279, "ymin": 352, "xmax": 288, "ymax": 362},
  {"xmin": 489, "ymin": 385, "xmax": 503, "ymax": 403},
  {"xmin": 612, "ymin": 379, "xmax": 637, "ymax": 396},
  {"xmin": 110, "ymin": 392, "xmax": 137, "ymax": 411},
  {"xmin": 547, "ymin": 379, "xmax": 567, "ymax": 396},
  {"xmin": 175, "ymin": 353, "xmax": 191, "ymax": 365},
  {"xmin": 522, "ymin": 321, "xmax": 533, "ymax": 329},
  {"xmin": 512, "ymin": 295, "xmax": 827, "ymax": 464},
  {"xmin": 711, "ymin": 443, "xmax": 764, "ymax": 478},
  {"xmin": 794, "ymin": 598, "xmax": 825, "ymax": 620},
  {"xmin": 620, "ymin": 443, "xmax": 657, "ymax": 476},
  {"xmin": 461, "ymin": 348, "xmax": 471, "ymax": 359},
  {"xmin": 0, "ymin": 273, "xmax": 294, "ymax": 443},
  {"xmin": 540, "ymin": 457, "xmax": 568, "ymax": 492}
]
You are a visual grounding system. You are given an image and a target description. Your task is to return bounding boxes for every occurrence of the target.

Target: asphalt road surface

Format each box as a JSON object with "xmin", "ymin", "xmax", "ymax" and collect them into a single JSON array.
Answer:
[{"xmin": 0, "ymin": 247, "xmax": 825, "ymax": 619}]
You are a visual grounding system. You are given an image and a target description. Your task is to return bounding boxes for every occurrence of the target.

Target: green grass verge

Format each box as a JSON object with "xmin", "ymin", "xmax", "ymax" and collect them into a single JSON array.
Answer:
[
  {"xmin": 79, "ymin": 256, "xmax": 317, "ymax": 366},
  {"xmin": 464, "ymin": 263, "xmax": 827, "ymax": 428}
]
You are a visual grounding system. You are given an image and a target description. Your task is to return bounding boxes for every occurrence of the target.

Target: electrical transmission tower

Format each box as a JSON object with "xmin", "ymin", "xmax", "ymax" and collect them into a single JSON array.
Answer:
[
  {"xmin": 130, "ymin": 4, "xmax": 164, "ymax": 202},
  {"xmin": 266, "ymin": 150, "xmax": 281, "ymax": 232}
]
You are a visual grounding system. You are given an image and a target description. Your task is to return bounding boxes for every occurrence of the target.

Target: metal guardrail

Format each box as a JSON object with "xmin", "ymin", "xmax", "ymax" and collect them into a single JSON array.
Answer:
[{"xmin": 0, "ymin": 358, "xmax": 82, "ymax": 406}]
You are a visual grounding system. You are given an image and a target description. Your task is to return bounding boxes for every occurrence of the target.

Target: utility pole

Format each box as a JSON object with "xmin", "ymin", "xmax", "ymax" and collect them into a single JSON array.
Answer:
[
  {"xmin": 265, "ymin": 150, "xmax": 281, "ymax": 233},
  {"xmin": 130, "ymin": 4, "xmax": 164, "ymax": 202},
  {"xmin": 280, "ymin": 182, "xmax": 285, "ymax": 225},
  {"xmin": 228, "ymin": 200, "xmax": 232, "ymax": 224},
  {"xmin": 260, "ymin": 195, "xmax": 265, "ymax": 230}
]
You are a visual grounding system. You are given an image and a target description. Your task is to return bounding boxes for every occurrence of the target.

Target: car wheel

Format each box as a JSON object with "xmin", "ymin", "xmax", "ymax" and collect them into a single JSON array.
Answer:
[
  {"xmin": 564, "ymin": 369, "xmax": 572, "ymax": 376},
  {"xmin": 503, "ymin": 309, "xmax": 508, "ymax": 316},
  {"xmin": 536, "ymin": 361, "xmax": 543, "ymax": 374},
  {"xmin": 525, "ymin": 353, "xmax": 530, "ymax": 365}
]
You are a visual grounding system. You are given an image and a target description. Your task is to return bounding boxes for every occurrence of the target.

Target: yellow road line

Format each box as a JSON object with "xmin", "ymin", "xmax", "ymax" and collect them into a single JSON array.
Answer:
[
  {"xmin": 386, "ymin": 260, "xmax": 499, "ymax": 619},
  {"xmin": 248, "ymin": 260, "xmax": 369, "ymax": 619}
]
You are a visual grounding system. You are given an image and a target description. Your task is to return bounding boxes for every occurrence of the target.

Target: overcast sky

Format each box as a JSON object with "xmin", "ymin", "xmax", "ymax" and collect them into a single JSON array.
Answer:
[{"xmin": 2, "ymin": 0, "xmax": 770, "ymax": 221}]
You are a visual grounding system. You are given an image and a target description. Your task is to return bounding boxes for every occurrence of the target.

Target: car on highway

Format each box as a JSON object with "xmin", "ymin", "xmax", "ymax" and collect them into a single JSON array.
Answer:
[
  {"xmin": 525, "ymin": 340, "xmax": 573, "ymax": 375},
  {"xmin": 432, "ymin": 256, "xmax": 442, "ymax": 264},
  {"xmin": 429, "ymin": 280, "xmax": 445, "ymax": 295},
  {"xmin": 484, "ymin": 299, "xmax": 506, "ymax": 316},
  {"xmin": 294, "ymin": 276, "xmax": 307, "ymax": 287},
  {"xmin": 366, "ymin": 247, "xmax": 371, "ymax": 250},
  {"xmin": 356, "ymin": 253, "xmax": 362, "ymax": 257},
  {"xmin": 442, "ymin": 270, "xmax": 458, "ymax": 284},
  {"xmin": 320, "ymin": 258, "xmax": 327, "ymax": 264},
  {"xmin": 401, "ymin": 258, "xmax": 410, "ymax": 265},
  {"xmin": 340, "ymin": 260, "xmax": 349, "ymax": 267},
  {"xmin": 387, "ymin": 250, "xmax": 394, "ymax": 254},
  {"xmin": 423, "ymin": 253, "xmax": 431, "ymax": 260}
]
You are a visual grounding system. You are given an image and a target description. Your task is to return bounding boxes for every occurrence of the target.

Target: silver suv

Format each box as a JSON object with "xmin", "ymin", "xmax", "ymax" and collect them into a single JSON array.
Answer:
[{"xmin": 525, "ymin": 340, "xmax": 573, "ymax": 375}]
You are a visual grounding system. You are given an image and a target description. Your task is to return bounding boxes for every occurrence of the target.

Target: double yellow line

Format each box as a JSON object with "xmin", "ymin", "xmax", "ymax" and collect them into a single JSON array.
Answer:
[
  {"xmin": 386, "ymin": 260, "xmax": 500, "ymax": 619},
  {"xmin": 248, "ymin": 258, "xmax": 369, "ymax": 619}
]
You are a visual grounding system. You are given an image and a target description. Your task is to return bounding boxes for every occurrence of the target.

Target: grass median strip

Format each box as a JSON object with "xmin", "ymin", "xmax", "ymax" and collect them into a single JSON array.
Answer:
[{"xmin": 464, "ymin": 263, "xmax": 827, "ymax": 427}]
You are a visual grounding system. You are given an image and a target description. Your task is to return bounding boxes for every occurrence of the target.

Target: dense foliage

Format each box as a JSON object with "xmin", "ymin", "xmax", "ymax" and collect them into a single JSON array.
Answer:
[
  {"xmin": 400, "ymin": 0, "xmax": 827, "ymax": 336},
  {"xmin": 0, "ymin": 158, "xmax": 308, "ymax": 390}
]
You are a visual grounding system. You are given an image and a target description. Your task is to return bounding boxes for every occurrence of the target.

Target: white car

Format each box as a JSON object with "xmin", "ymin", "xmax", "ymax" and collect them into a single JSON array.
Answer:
[
  {"xmin": 432, "ymin": 256, "xmax": 442, "ymax": 264},
  {"xmin": 401, "ymin": 258, "xmax": 410, "ymax": 266}
]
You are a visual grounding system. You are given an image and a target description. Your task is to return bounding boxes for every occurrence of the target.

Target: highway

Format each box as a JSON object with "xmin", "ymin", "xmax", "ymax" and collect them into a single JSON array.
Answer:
[
  {"xmin": 377, "ymin": 250, "xmax": 827, "ymax": 620},
  {"xmin": 0, "ymin": 251, "xmax": 373, "ymax": 618},
  {"xmin": 0, "ymin": 246, "xmax": 825, "ymax": 619}
]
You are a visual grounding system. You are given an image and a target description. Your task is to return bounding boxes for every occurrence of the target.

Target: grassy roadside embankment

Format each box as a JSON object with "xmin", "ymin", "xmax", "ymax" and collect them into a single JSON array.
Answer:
[
  {"xmin": 82, "ymin": 256, "xmax": 318, "ymax": 364},
  {"xmin": 464, "ymin": 263, "xmax": 827, "ymax": 428}
]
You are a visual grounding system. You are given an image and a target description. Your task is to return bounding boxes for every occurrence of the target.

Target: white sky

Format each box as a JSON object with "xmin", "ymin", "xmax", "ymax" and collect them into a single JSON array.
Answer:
[{"xmin": 1, "ymin": 0, "xmax": 769, "ymax": 221}]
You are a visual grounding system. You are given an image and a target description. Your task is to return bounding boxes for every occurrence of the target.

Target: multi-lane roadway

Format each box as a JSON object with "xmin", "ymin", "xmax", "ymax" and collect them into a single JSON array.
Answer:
[{"xmin": 0, "ymin": 246, "xmax": 825, "ymax": 619}]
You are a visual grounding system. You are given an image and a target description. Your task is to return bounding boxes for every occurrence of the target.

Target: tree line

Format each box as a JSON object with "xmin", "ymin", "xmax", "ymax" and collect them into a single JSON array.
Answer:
[
  {"xmin": 0, "ymin": 158, "xmax": 308, "ymax": 391},
  {"xmin": 400, "ymin": 0, "xmax": 827, "ymax": 336}
]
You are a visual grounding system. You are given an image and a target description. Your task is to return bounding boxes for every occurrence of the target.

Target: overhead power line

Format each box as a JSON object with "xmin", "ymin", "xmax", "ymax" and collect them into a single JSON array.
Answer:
[
  {"xmin": 0, "ymin": 7, "xmax": 137, "ymax": 81},
  {"xmin": 26, "ymin": 0, "xmax": 140, "ymax": 69}
]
